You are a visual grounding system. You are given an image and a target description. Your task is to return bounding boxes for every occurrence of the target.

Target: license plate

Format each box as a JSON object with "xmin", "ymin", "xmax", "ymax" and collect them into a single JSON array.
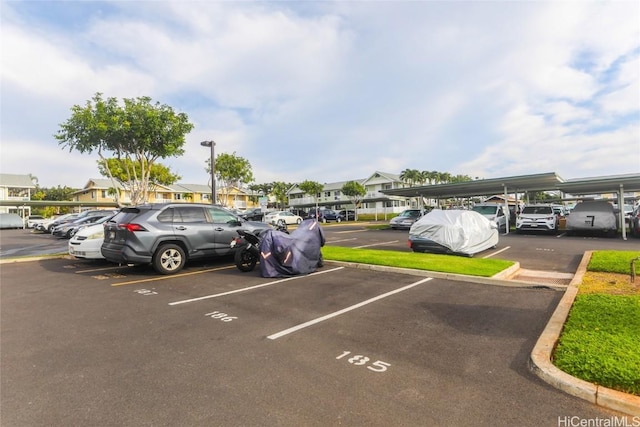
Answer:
[
  {"xmin": 109, "ymin": 231, "xmax": 115, "ymax": 239},
  {"xmin": 530, "ymin": 224, "xmax": 537, "ymax": 227}
]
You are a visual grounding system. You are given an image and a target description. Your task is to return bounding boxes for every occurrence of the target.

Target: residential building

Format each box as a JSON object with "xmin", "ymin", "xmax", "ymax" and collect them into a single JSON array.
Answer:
[
  {"xmin": 0, "ymin": 173, "xmax": 36, "ymax": 216},
  {"xmin": 287, "ymin": 171, "xmax": 417, "ymax": 216},
  {"xmin": 71, "ymin": 178, "xmax": 259, "ymax": 209}
]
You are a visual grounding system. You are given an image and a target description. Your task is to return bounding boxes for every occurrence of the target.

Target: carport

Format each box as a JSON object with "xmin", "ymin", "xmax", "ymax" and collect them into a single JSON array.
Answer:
[{"xmin": 380, "ymin": 172, "xmax": 640, "ymax": 239}]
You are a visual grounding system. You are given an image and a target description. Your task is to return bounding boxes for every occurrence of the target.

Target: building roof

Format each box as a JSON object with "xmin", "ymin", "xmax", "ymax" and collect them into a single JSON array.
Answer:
[{"xmin": 0, "ymin": 173, "xmax": 36, "ymax": 188}]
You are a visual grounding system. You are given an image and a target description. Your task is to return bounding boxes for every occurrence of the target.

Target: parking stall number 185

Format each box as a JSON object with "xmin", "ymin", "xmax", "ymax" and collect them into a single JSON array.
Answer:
[{"xmin": 336, "ymin": 351, "xmax": 391, "ymax": 372}]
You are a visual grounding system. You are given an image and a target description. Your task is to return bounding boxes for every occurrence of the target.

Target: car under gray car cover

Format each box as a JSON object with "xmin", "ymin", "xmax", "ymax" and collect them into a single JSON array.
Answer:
[
  {"xmin": 259, "ymin": 218, "xmax": 325, "ymax": 278},
  {"xmin": 409, "ymin": 209, "xmax": 499, "ymax": 256}
]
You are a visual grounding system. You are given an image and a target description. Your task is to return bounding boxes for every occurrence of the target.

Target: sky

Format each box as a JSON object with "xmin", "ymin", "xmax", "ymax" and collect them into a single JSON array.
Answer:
[{"xmin": 1, "ymin": 0, "xmax": 639, "ymax": 189}]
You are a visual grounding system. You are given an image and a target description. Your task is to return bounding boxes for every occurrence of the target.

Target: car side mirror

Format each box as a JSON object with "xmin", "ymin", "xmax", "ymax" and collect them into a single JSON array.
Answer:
[{"xmin": 228, "ymin": 219, "xmax": 243, "ymax": 227}]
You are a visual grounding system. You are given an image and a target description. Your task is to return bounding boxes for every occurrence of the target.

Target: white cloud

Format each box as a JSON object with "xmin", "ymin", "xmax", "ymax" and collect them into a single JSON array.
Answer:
[{"xmin": 0, "ymin": 1, "xmax": 638, "ymax": 189}]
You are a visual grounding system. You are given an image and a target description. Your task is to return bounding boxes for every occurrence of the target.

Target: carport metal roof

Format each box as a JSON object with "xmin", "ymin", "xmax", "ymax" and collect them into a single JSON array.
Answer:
[{"xmin": 380, "ymin": 172, "xmax": 640, "ymax": 199}]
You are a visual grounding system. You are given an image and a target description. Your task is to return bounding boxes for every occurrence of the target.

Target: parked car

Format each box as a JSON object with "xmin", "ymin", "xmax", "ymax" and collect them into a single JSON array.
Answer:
[
  {"xmin": 389, "ymin": 209, "xmax": 423, "ymax": 230},
  {"xmin": 68, "ymin": 221, "xmax": 109, "ymax": 259},
  {"xmin": 240, "ymin": 208, "xmax": 264, "ymax": 221},
  {"xmin": 338, "ymin": 210, "xmax": 356, "ymax": 221},
  {"xmin": 629, "ymin": 205, "xmax": 640, "ymax": 237},
  {"xmin": 263, "ymin": 210, "xmax": 303, "ymax": 226},
  {"xmin": 47, "ymin": 210, "xmax": 113, "ymax": 233},
  {"xmin": 470, "ymin": 204, "xmax": 507, "ymax": 232},
  {"xmin": 565, "ymin": 201, "xmax": 617, "ymax": 236},
  {"xmin": 53, "ymin": 213, "xmax": 114, "ymax": 239},
  {"xmin": 408, "ymin": 210, "xmax": 499, "ymax": 257},
  {"xmin": 0, "ymin": 213, "xmax": 24, "ymax": 229},
  {"xmin": 37, "ymin": 213, "xmax": 78, "ymax": 233},
  {"xmin": 515, "ymin": 204, "xmax": 559, "ymax": 234},
  {"xmin": 551, "ymin": 205, "xmax": 568, "ymax": 218},
  {"xmin": 26, "ymin": 215, "xmax": 47, "ymax": 229},
  {"xmin": 289, "ymin": 209, "xmax": 308, "ymax": 219},
  {"xmin": 307, "ymin": 208, "xmax": 325, "ymax": 221},
  {"xmin": 101, "ymin": 203, "xmax": 271, "ymax": 274},
  {"xmin": 319, "ymin": 209, "xmax": 343, "ymax": 223}
]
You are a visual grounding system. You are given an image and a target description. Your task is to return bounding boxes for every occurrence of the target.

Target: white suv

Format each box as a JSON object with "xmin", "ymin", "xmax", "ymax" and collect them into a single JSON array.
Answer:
[
  {"xmin": 471, "ymin": 204, "xmax": 507, "ymax": 232},
  {"xmin": 516, "ymin": 205, "xmax": 558, "ymax": 234}
]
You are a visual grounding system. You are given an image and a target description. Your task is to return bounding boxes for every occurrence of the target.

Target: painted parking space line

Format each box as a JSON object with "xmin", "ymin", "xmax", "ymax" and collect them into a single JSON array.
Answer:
[
  {"xmin": 326, "ymin": 238, "xmax": 358, "ymax": 244},
  {"xmin": 267, "ymin": 277, "xmax": 433, "ymax": 340},
  {"xmin": 334, "ymin": 230, "xmax": 367, "ymax": 234},
  {"xmin": 111, "ymin": 265, "xmax": 236, "ymax": 287},
  {"xmin": 354, "ymin": 240, "xmax": 399, "ymax": 249},
  {"xmin": 482, "ymin": 246, "xmax": 511, "ymax": 258},
  {"xmin": 74, "ymin": 265, "xmax": 129, "ymax": 274},
  {"xmin": 168, "ymin": 266, "xmax": 345, "ymax": 306}
]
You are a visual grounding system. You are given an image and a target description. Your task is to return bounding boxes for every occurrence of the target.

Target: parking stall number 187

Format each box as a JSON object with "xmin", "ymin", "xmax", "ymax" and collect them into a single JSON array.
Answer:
[{"xmin": 336, "ymin": 351, "xmax": 391, "ymax": 373}]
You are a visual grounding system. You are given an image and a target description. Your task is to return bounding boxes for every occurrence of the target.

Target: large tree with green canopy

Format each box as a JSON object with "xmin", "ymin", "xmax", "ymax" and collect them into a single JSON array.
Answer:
[
  {"xmin": 54, "ymin": 92, "xmax": 193, "ymax": 205},
  {"xmin": 209, "ymin": 152, "xmax": 254, "ymax": 207},
  {"xmin": 298, "ymin": 180, "xmax": 324, "ymax": 216},
  {"xmin": 341, "ymin": 180, "xmax": 366, "ymax": 220}
]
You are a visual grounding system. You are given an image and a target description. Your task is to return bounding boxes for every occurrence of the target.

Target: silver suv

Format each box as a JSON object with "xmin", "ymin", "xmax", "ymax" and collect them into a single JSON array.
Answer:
[
  {"xmin": 515, "ymin": 204, "xmax": 558, "ymax": 234},
  {"xmin": 101, "ymin": 203, "xmax": 271, "ymax": 274}
]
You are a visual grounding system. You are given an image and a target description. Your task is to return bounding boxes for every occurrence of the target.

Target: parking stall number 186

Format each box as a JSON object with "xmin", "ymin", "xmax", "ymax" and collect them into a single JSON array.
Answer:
[{"xmin": 336, "ymin": 351, "xmax": 391, "ymax": 373}]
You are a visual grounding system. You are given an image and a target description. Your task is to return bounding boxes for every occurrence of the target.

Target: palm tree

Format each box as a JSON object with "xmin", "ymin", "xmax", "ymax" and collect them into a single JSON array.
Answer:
[{"xmin": 399, "ymin": 169, "xmax": 420, "ymax": 186}]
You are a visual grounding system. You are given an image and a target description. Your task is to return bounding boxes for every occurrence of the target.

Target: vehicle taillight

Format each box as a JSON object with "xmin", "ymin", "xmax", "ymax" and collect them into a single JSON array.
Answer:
[{"xmin": 118, "ymin": 223, "xmax": 147, "ymax": 232}]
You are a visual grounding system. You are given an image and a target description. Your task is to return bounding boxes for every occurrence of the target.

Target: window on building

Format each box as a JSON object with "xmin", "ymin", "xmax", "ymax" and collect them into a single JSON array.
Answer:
[
  {"xmin": 8, "ymin": 187, "xmax": 29, "ymax": 198},
  {"xmin": 101, "ymin": 190, "xmax": 107, "ymax": 198}
]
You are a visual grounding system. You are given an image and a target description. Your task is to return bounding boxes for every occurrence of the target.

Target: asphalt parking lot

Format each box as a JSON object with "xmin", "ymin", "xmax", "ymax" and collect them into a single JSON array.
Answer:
[{"xmin": 2, "ymin": 226, "xmax": 635, "ymax": 426}]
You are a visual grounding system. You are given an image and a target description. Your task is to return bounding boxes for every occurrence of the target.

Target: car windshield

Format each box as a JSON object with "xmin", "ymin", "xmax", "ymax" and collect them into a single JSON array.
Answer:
[
  {"xmin": 522, "ymin": 206, "xmax": 553, "ymax": 215},
  {"xmin": 472, "ymin": 206, "xmax": 497, "ymax": 214},
  {"xmin": 399, "ymin": 210, "xmax": 420, "ymax": 218}
]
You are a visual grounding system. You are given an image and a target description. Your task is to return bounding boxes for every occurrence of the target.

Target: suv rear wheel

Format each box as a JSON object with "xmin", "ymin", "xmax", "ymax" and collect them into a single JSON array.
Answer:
[{"xmin": 153, "ymin": 243, "xmax": 186, "ymax": 275}]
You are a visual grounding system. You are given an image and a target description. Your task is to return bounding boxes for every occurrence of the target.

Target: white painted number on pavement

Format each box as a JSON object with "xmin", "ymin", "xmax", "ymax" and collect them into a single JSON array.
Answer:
[
  {"xmin": 336, "ymin": 351, "xmax": 391, "ymax": 372},
  {"xmin": 205, "ymin": 311, "xmax": 237, "ymax": 322}
]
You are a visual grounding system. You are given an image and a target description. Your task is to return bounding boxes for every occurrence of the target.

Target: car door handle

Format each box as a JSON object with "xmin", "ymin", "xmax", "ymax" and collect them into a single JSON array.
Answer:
[
  {"xmin": 175, "ymin": 226, "xmax": 187, "ymax": 230},
  {"xmin": 214, "ymin": 227, "xmax": 224, "ymax": 231}
]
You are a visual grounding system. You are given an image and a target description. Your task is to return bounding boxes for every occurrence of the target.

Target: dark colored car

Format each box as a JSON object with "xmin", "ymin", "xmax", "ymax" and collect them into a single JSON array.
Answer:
[
  {"xmin": 320, "ymin": 209, "xmax": 344, "ymax": 223},
  {"xmin": 289, "ymin": 209, "xmax": 308, "ymax": 219},
  {"xmin": 52, "ymin": 212, "xmax": 115, "ymax": 239},
  {"xmin": 101, "ymin": 203, "xmax": 271, "ymax": 274},
  {"xmin": 240, "ymin": 208, "xmax": 264, "ymax": 221},
  {"xmin": 338, "ymin": 210, "xmax": 356, "ymax": 221}
]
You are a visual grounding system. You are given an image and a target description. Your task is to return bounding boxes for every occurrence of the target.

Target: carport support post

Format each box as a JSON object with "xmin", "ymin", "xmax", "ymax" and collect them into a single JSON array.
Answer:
[
  {"xmin": 503, "ymin": 185, "xmax": 510, "ymax": 234},
  {"xmin": 619, "ymin": 184, "xmax": 627, "ymax": 240}
]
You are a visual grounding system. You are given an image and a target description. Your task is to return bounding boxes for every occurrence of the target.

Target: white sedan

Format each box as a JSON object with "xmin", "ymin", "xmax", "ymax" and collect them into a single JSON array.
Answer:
[
  {"xmin": 263, "ymin": 211, "xmax": 303, "ymax": 226},
  {"xmin": 68, "ymin": 222, "xmax": 106, "ymax": 259}
]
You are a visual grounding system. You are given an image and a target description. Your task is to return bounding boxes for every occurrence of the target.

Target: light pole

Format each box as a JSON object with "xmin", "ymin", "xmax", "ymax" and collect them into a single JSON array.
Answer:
[{"xmin": 200, "ymin": 140, "xmax": 216, "ymax": 204}]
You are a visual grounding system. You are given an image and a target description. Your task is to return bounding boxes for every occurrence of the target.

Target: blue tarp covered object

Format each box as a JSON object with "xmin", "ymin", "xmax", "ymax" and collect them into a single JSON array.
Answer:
[{"xmin": 259, "ymin": 219, "xmax": 325, "ymax": 278}]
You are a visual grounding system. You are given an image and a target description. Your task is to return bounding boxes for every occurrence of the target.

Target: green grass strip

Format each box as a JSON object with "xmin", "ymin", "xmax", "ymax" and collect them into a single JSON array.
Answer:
[
  {"xmin": 322, "ymin": 245, "xmax": 513, "ymax": 277},
  {"xmin": 588, "ymin": 250, "xmax": 640, "ymax": 274},
  {"xmin": 553, "ymin": 294, "xmax": 640, "ymax": 395}
]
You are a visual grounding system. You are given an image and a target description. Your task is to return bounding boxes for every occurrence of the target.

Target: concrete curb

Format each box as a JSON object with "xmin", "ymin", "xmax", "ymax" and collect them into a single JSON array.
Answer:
[
  {"xmin": 328, "ymin": 260, "xmax": 570, "ymax": 291},
  {"xmin": 0, "ymin": 253, "xmax": 68, "ymax": 264},
  {"xmin": 529, "ymin": 250, "xmax": 640, "ymax": 416}
]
